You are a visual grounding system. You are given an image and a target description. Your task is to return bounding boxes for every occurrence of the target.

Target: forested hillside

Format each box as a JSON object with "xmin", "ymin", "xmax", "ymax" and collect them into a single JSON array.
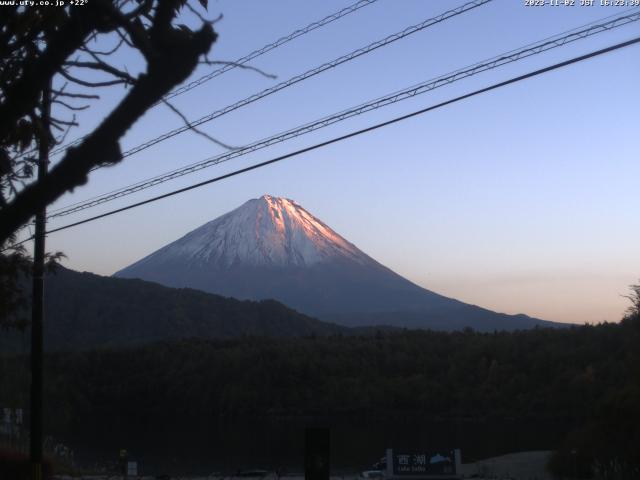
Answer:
[
  {"xmin": 0, "ymin": 266, "xmax": 346, "ymax": 352},
  {"xmin": 1, "ymin": 316, "xmax": 638, "ymax": 474}
]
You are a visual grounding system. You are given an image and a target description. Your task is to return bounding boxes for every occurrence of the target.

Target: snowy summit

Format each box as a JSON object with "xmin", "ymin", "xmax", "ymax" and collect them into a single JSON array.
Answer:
[{"xmin": 125, "ymin": 194, "xmax": 368, "ymax": 270}]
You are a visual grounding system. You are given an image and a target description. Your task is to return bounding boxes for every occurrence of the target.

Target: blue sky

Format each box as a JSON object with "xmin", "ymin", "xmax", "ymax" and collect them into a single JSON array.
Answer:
[{"xmin": 41, "ymin": 0, "xmax": 640, "ymax": 324}]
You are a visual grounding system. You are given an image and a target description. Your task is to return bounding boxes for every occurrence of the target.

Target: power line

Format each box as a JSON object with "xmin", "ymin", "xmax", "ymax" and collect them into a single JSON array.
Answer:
[
  {"xmin": 25, "ymin": 35, "xmax": 637, "ymax": 244},
  {"xmin": 44, "ymin": 0, "xmax": 381, "ymax": 159},
  {"xmin": 94, "ymin": 0, "xmax": 493, "ymax": 164},
  {"xmin": 48, "ymin": 9, "xmax": 640, "ymax": 219},
  {"xmin": 161, "ymin": 0, "xmax": 380, "ymax": 102}
]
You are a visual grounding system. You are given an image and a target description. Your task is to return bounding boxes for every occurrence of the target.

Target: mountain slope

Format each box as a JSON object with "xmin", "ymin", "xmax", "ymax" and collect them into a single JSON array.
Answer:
[
  {"xmin": 1, "ymin": 266, "xmax": 346, "ymax": 352},
  {"xmin": 115, "ymin": 195, "xmax": 557, "ymax": 331}
]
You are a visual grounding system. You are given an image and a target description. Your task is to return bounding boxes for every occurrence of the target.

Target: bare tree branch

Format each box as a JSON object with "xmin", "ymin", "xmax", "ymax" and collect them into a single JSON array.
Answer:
[
  {"xmin": 65, "ymin": 60, "xmax": 137, "ymax": 84},
  {"xmin": 51, "ymin": 90, "xmax": 101, "ymax": 100},
  {"xmin": 199, "ymin": 58, "xmax": 276, "ymax": 79},
  {"xmin": 50, "ymin": 116, "xmax": 79, "ymax": 127},
  {"xmin": 81, "ymin": 36, "xmax": 126, "ymax": 56},
  {"xmin": 123, "ymin": 0, "xmax": 154, "ymax": 20},
  {"xmin": 59, "ymin": 68, "xmax": 129, "ymax": 88},
  {"xmin": 109, "ymin": 8, "xmax": 156, "ymax": 60},
  {"xmin": 52, "ymin": 99, "xmax": 90, "ymax": 111},
  {"xmin": 52, "ymin": 120, "xmax": 76, "ymax": 148},
  {"xmin": 0, "ymin": 10, "xmax": 217, "ymax": 244},
  {"xmin": 161, "ymin": 98, "xmax": 238, "ymax": 150},
  {"xmin": 184, "ymin": 4, "xmax": 223, "ymax": 26},
  {"xmin": 0, "ymin": 1, "xmax": 114, "ymax": 141},
  {"xmin": 115, "ymin": 28, "xmax": 136, "ymax": 50}
]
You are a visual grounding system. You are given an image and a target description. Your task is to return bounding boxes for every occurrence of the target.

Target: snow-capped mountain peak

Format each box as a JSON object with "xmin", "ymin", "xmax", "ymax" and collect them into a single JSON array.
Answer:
[
  {"xmin": 115, "ymin": 194, "xmax": 554, "ymax": 331},
  {"xmin": 126, "ymin": 194, "xmax": 368, "ymax": 270}
]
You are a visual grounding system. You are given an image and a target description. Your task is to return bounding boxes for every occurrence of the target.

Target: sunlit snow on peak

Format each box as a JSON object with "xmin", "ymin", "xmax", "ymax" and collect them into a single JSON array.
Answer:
[{"xmin": 138, "ymin": 195, "xmax": 369, "ymax": 268}]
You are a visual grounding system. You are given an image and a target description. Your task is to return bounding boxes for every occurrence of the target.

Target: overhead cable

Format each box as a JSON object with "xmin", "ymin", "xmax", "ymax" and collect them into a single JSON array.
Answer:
[
  {"xmin": 28, "ymin": 35, "xmax": 638, "ymax": 244},
  {"xmin": 44, "ymin": 0, "xmax": 382, "ymax": 159},
  {"xmin": 96, "ymin": 0, "xmax": 493, "ymax": 162},
  {"xmin": 162, "ymin": 0, "xmax": 381, "ymax": 102},
  {"xmin": 48, "ymin": 9, "xmax": 640, "ymax": 219}
]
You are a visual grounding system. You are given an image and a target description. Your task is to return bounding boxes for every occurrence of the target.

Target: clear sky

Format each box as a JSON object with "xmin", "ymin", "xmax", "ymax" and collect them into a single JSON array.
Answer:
[{"xmin": 39, "ymin": 0, "xmax": 640, "ymax": 325}]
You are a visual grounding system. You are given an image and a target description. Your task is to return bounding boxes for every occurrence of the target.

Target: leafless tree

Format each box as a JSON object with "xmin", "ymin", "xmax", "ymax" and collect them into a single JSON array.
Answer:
[
  {"xmin": 0, "ymin": 0, "xmax": 219, "ymax": 246},
  {"xmin": 0, "ymin": 0, "xmax": 220, "ymax": 327}
]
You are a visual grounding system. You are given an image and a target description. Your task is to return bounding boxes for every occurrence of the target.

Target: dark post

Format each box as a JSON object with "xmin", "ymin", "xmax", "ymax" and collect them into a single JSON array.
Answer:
[
  {"xmin": 305, "ymin": 427, "xmax": 330, "ymax": 480},
  {"xmin": 30, "ymin": 82, "xmax": 50, "ymax": 480}
]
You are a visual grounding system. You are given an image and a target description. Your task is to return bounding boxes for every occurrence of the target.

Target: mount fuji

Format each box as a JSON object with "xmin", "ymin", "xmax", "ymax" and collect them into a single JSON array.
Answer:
[{"xmin": 114, "ymin": 195, "xmax": 556, "ymax": 331}]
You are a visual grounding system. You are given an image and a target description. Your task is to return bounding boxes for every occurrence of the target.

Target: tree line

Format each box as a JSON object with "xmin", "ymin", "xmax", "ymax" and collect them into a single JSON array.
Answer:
[{"xmin": 1, "ymin": 309, "xmax": 639, "ymax": 476}]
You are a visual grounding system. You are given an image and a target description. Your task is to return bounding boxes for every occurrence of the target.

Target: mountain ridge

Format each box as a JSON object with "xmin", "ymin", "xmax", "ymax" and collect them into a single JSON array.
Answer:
[
  {"xmin": 115, "ymin": 195, "xmax": 559, "ymax": 331},
  {"xmin": 0, "ymin": 266, "xmax": 348, "ymax": 353}
]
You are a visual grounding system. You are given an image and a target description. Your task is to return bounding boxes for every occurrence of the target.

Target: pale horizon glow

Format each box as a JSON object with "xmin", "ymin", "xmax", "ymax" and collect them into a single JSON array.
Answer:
[{"xmin": 30, "ymin": 0, "xmax": 638, "ymax": 325}]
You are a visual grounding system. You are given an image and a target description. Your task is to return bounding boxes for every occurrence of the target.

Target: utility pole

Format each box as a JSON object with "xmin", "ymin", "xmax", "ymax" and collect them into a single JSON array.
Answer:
[{"xmin": 30, "ymin": 81, "xmax": 50, "ymax": 480}]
